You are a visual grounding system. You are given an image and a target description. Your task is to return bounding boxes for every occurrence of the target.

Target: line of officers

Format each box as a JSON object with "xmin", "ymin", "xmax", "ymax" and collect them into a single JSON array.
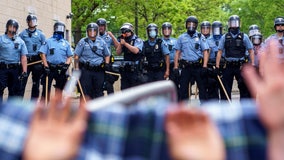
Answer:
[{"xmin": 0, "ymin": 14, "xmax": 283, "ymax": 103}]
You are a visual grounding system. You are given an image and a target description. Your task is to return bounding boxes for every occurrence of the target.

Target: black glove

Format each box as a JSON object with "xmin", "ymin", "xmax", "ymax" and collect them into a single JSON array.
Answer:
[
  {"xmin": 44, "ymin": 66, "xmax": 50, "ymax": 75},
  {"xmin": 18, "ymin": 72, "xmax": 28, "ymax": 80},
  {"xmin": 173, "ymin": 68, "xmax": 179, "ymax": 78},
  {"xmin": 214, "ymin": 67, "xmax": 222, "ymax": 76},
  {"xmin": 104, "ymin": 63, "xmax": 111, "ymax": 71},
  {"xmin": 62, "ymin": 63, "xmax": 69, "ymax": 73},
  {"xmin": 201, "ymin": 67, "xmax": 208, "ymax": 77}
]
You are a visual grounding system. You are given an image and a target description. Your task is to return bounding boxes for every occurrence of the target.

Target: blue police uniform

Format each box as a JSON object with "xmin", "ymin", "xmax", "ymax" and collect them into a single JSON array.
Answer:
[
  {"xmin": 19, "ymin": 29, "xmax": 46, "ymax": 98},
  {"xmin": 144, "ymin": 38, "xmax": 169, "ymax": 82},
  {"xmin": 99, "ymin": 32, "xmax": 119, "ymax": 94},
  {"xmin": 218, "ymin": 32, "xmax": 253, "ymax": 99},
  {"xmin": 0, "ymin": 34, "xmax": 28, "ymax": 102},
  {"xmin": 162, "ymin": 37, "xmax": 178, "ymax": 84},
  {"xmin": 175, "ymin": 32, "xmax": 209, "ymax": 102},
  {"xmin": 75, "ymin": 36, "xmax": 110, "ymax": 99},
  {"xmin": 118, "ymin": 35, "xmax": 144, "ymax": 90},
  {"xmin": 39, "ymin": 36, "xmax": 73, "ymax": 99}
]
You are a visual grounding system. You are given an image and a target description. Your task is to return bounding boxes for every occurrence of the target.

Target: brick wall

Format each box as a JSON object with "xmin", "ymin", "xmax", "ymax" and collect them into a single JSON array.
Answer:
[{"xmin": 0, "ymin": 0, "xmax": 72, "ymax": 42}]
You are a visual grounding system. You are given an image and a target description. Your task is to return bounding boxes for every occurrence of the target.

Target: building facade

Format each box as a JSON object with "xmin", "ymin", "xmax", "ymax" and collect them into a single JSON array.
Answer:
[{"xmin": 0, "ymin": 0, "xmax": 72, "ymax": 42}]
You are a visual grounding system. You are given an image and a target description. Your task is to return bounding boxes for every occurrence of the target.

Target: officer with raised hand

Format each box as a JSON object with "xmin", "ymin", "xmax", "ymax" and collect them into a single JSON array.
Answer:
[
  {"xmin": 74, "ymin": 22, "xmax": 110, "ymax": 100},
  {"xmin": 215, "ymin": 15, "xmax": 254, "ymax": 100},
  {"xmin": 19, "ymin": 14, "xmax": 46, "ymax": 99},
  {"xmin": 248, "ymin": 24, "xmax": 262, "ymax": 68},
  {"xmin": 173, "ymin": 16, "xmax": 209, "ymax": 102},
  {"xmin": 96, "ymin": 18, "xmax": 119, "ymax": 94},
  {"xmin": 116, "ymin": 23, "xmax": 144, "ymax": 89},
  {"xmin": 0, "ymin": 19, "xmax": 28, "ymax": 102},
  {"xmin": 161, "ymin": 22, "xmax": 178, "ymax": 87},
  {"xmin": 39, "ymin": 21, "xmax": 73, "ymax": 101},
  {"xmin": 143, "ymin": 23, "xmax": 170, "ymax": 82}
]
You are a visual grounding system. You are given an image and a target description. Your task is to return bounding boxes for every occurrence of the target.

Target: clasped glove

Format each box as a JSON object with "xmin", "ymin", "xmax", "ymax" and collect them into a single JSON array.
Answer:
[
  {"xmin": 44, "ymin": 66, "xmax": 50, "ymax": 75},
  {"xmin": 214, "ymin": 67, "xmax": 222, "ymax": 77},
  {"xmin": 18, "ymin": 72, "xmax": 28, "ymax": 80},
  {"xmin": 104, "ymin": 63, "xmax": 111, "ymax": 72},
  {"xmin": 173, "ymin": 68, "xmax": 179, "ymax": 78},
  {"xmin": 201, "ymin": 67, "xmax": 208, "ymax": 77}
]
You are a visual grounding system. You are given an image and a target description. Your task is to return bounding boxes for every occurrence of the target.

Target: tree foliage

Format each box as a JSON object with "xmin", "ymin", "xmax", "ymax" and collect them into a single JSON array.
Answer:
[{"xmin": 71, "ymin": 0, "xmax": 283, "ymax": 44}]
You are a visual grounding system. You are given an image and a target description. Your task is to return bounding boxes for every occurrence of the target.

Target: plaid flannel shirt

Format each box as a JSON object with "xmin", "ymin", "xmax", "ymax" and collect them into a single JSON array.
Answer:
[{"xmin": 0, "ymin": 98, "xmax": 266, "ymax": 160}]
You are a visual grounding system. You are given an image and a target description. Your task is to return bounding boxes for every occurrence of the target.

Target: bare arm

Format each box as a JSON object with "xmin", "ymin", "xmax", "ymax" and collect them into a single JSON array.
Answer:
[
  {"xmin": 164, "ymin": 55, "xmax": 170, "ymax": 78},
  {"xmin": 74, "ymin": 55, "xmax": 79, "ymax": 70},
  {"xmin": 174, "ymin": 50, "xmax": 181, "ymax": 69},
  {"xmin": 215, "ymin": 50, "xmax": 223, "ymax": 68},
  {"xmin": 21, "ymin": 55, "xmax": 27, "ymax": 73},
  {"xmin": 202, "ymin": 49, "xmax": 209, "ymax": 68},
  {"xmin": 40, "ymin": 53, "xmax": 48, "ymax": 67},
  {"xmin": 248, "ymin": 49, "xmax": 255, "ymax": 66},
  {"xmin": 107, "ymin": 31, "xmax": 119, "ymax": 49}
]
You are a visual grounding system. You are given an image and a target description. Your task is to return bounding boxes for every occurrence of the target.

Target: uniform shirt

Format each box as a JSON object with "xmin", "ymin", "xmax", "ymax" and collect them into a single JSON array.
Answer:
[
  {"xmin": 39, "ymin": 37, "xmax": 73, "ymax": 64},
  {"xmin": 0, "ymin": 34, "xmax": 28, "ymax": 64},
  {"xmin": 145, "ymin": 38, "xmax": 170, "ymax": 56},
  {"xmin": 19, "ymin": 29, "xmax": 46, "ymax": 56},
  {"xmin": 99, "ymin": 32, "xmax": 114, "ymax": 52},
  {"xmin": 162, "ymin": 37, "xmax": 177, "ymax": 63},
  {"xmin": 175, "ymin": 32, "xmax": 209, "ymax": 61},
  {"xmin": 218, "ymin": 32, "xmax": 253, "ymax": 62},
  {"xmin": 74, "ymin": 37, "xmax": 110, "ymax": 66},
  {"xmin": 118, "ymin": 35, "xmax": 143, "ymax": 61}
]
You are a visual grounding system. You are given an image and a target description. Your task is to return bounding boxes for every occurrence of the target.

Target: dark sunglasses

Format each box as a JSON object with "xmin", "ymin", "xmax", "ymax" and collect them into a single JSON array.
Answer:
[
  {"xmin": 121, "ymin": 29, "xmax": 131, "ymax": 33},
  {"xmin": 276, "ymin": 24, "xmax": 284, "ymax": 26}
]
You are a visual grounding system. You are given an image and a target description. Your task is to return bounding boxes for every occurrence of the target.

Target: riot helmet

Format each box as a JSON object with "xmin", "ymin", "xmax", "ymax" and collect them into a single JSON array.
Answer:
[
  {"xmin": 228, "ymin": 15, "xmax": 240, "ymax": 29},
  {"xmin": 200, "ymin": 21, "xmax": 211, "ymax": 38},
  {"xmin": 120, "ymin": 22, "xmax": 134, "ymax": 36},
  {"xmin": 212, "ymin": 21, "xmax": 222, "ymax": 36},
  {"xmin": 185, "ymin": 16, "xmax": 198, "ymax": 35},
  {"xmin": 147, "ymin": 23, "xmax": 158, "ymax": 39},
  {"xmin": 274, "ymin": 17, "xmax": 284, "ymax": 32},
  {"xmin": 251, "ymin": 33, "xmax": 262, "ymax": 45},
  {"xmin": 96, "ymin": 18, "xmax": 107, "ymax": 26},
  {"xmin": 162, "ymin": 22, "xmax": 172, "ymax": 37},
  {"xmin": 86, "ymin": 22, "xmax": 98, "ymax": 38},
  {"xmin": 248, "ymin": 24, "xmax": 261, "ymax": 38},
  {"xmin": 96, "ymin": 18, "xmax": 107, "ymax": 36},
  {"xmin": 54, "ymin": 21, "xmax": 65, "ymax": 33},
  {"xmin": 6, "ymin": 19, "xmax": 19, "ymax": 35},
  {"xmin": 26, "ymin": 14, "xmax": 37, "ymax": 28}
]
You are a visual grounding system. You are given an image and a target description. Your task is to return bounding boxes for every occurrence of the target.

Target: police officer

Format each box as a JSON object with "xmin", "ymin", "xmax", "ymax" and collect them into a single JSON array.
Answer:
[
  {"xmin": 143, "ymin": 23, "xmax": 170, "ymax": 82},
  {"xmin": 74, "ymin": 22, "xmax": 110, "ymax": 99},
  {"xmin": 161, "ymin": 22, "xmax": 178, "ymax": 88},
  {"xmin": 96, "ymin": 18, "xmax": 119, "ymax": 94},
  {"xmin": 200, "ymin": 21, "xmax": 219, "ymax": 100},
  {"xmin": 248, "ymin": 24, "xmax": 262, "ymax": 67},
  {"xmin": 265, "ymin": 17, "xmax": 284, "ymax": 53},
  {"xmin": 39, "ymin": 21, "xmax": 73, "ymax": 101},
  {"xmin": 0, "ymin": 19, "xmax": 28, "ymax": 102},
  {"xmin": 116, "ymin": 23, "xmax": 144, "ymax": 89},
  {"xmin": 173, "ymin": 16, "xmax": 209, "ymax": 102},
  {"xmin": 19, "ymin": 14, "xmax": 46, "ymax": 99},
  {"xmin": 215, "ymin": 15, "xmax": 254, "ymax": 100}
]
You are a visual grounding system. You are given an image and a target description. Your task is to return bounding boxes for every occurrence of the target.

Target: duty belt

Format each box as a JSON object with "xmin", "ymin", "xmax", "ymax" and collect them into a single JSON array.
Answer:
[
  {"xmin": 79, "ymin": 62, "xmax": 104, "ymax": 72},
  {"xmin": 27, "ymin": 55, "xmax": 41, "ymax": 63},
  {"xmin": 48, "ymin": 62, "xmax": 65, "ymax": 70},
  {"xmin": 0, "ymin": 62, "xmax": 20, "ymax": 69},
  {"xmin": 225, "ymin": 60, "xmax": 246, "ymax": 67},
  {"xmin": 179, "ymin": 59, "xmax": 202, "ymax": 68}
]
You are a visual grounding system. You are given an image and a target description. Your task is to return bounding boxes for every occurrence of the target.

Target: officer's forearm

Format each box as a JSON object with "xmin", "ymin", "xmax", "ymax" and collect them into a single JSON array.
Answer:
[
  {"xmin": 124, "ymin": 43, "xmax": 139, "ymax": 54},
  {"xmin": 65, "ymin": 57, "xmax": 72, "ymax": 65},
  {"xmin": 21, "ymin": 55, "xmax": 27, "ymax": 72},
  {"xmin": 105, "ymin": 56, "xmax": 110, "ymax": 64},
  {"xmin": 109, "ymin": 32, "xmax": 120, "ymax": 49},
  {"xmin": 116, "ymin": 44, "xmax": 122, "ymax": 55},
  {"xmin": 165, "ymin": 55, "xmax": 170, "ymax": 72},
  {"xmin": 203, "ymin": 49, "xmax": 209, "ymax": 68},
  {"xmin": 74, "ymin": 56, "xmax": 79, "ymax": 70},
  {"xmin": 174, "ymin": 50, "xmax": 181, "ymax": 69},
  {"xmin": 216, "ymin": 50, "xmax": 222, "ymax": 68},
  {"xmin": 40, "ymin": 53, "xmax": 48, "ymax": 67},
  {"xmin": 249, "ymin": 49, "xmax": 255, "ymax": 66}
]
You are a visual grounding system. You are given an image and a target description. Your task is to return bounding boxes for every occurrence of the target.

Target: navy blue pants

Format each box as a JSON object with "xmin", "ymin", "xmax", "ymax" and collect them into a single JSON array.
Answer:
[
  {"xmin": 0, "ymin": 67, "xmax": 21, "ymax": 102},
  {"xmin": 146, "ymin": 70, "xmax": 164, "ymax": 83},
  {"xmin": 79, "ymin": 68, "xmax": 105, "ymax": 99},
  {"xmin": 120, "ymin": 70, "xmax": 142, "ymax": 90}
]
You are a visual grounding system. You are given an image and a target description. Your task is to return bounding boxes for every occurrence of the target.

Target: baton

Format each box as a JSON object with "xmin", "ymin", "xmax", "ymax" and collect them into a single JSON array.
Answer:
[
  {"xmin": 27, "ymin": 60, "xmax": 42, "ymax": 66},
  {"xmin": 105, "ymin": 71, "xmax": 120, "ymax": 76},
  {"xmin": 213, "ymin": 66, "xmax": 231, "ymax": 104}
]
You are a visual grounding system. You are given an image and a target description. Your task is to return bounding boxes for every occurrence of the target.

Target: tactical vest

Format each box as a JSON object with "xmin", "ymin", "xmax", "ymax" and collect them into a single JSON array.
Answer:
[
  {"xmin": 122, "ymin": 36, "xmax": 142, "ymax": 61},
  {"xmin": 143, "ymin": 38, "xmax": 164, "ymax": 64},
  {"xmin": 224, "ymin": 33, "xmax": 246, "ymax": 58}
]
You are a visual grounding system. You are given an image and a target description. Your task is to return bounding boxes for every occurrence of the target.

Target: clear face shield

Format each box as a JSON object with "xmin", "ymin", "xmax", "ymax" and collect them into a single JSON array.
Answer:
[
  {"xmin": 54, "ymin": 25, "xmax": 65, "ymax": 33},
  {"xmin": 249, "ymin": 29, "xmax": 261, "ymax": 37},
  {"xmin": 186, "ymin": 22, "xmax": 196, "ymax": 31},
  {"xmin": 98, "ymin": 25, "xmax": 106, "ymax": 34},
  {"xmin": 87, "ymin": 28, "xmax": 97, "ymax": 38},
  {"xmin": 28, "ymin": 19, "xmax": 37, "ymax": 28},
  {"xmin": 201, "ymin": 26, "xmax": 210, "ymax": 35},
  {"xmin": 229, "ymin": 19, "xmax": 240, "ymax": 28},
  {"xmin": 162, "ymin": 27, "xmax": 172, "ymax": 36},
  {"xmin": 251, "ymin": 35, "xmax": 262, "ymax": 45},
  {"xmin": 7, "ymin": 25, "xmax": 17, "ymax": 35},
  {"xmin": 213, "ymin": 27, "xmax": 221, "ymax": 36}
]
